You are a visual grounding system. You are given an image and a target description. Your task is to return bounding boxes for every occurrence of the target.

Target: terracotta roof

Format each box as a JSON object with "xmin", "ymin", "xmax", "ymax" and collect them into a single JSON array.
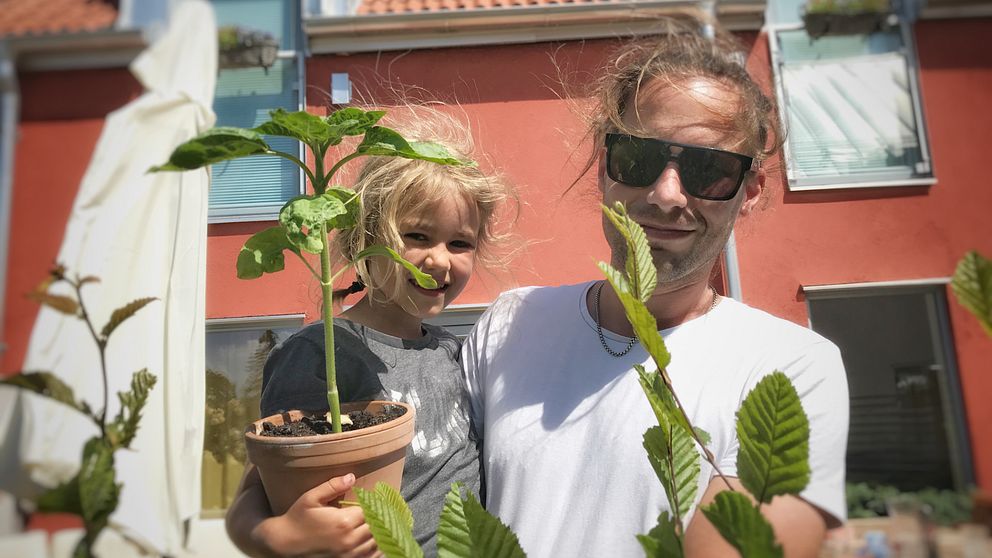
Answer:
[
  {"xmin": 0, "ymin": 0, "xmax": 118, "ymax": 38},
  {"xmin": 357, "ymin": 0, "xmax": 622, "ymax": 16}
]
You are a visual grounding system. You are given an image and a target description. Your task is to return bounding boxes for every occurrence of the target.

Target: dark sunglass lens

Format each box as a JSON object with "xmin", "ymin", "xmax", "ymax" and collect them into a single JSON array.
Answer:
[
  {"xmin": 679, "ymin": 149, "xmax": 743, "ymax": 200},
  {"xmin": 608, "ymin": 136, "xmax": 667, "ymax": 187}
]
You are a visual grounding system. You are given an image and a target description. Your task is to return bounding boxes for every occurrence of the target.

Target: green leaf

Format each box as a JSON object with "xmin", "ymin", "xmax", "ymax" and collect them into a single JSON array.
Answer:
[
  {"xmin": 437, "ymin": 484, "xmax": 471, "ymax": 558},
  {"xmin": 77, "ymin": 438, "xmax": 120, "ymax": 536},
  {"xmin": 355, "ymin": 482, "xmax": 423, "ymax": 558},
  {"xmin": 356, "ymin": 127, "xmax": 467, "ymax": 166},
  {"xmin": 254, "ymin": 109, "xmax": 337, "ymax": 148},
  {"xmin": 326, "ymin": 108, "xmax": 386, "ymax": 139},
  {"xmin": 952, "ymin": 250, "xmax": 992, "ymax": 337},
  {"xmin": 737, "ymin": 371, "xmax": 811, "ymax": 503},
  {"xmin": 701, "ymin": 491, "xmax": 782, "ymax": 558},
  {"xmin": 236, "ymin": 226, "xmax": 300, "ymax": 280},
  {"xmin": 353, "ymin": 245, "xmax": 438, "ymax": 289},
  {"xmin": 100, "ymin": 297, "xmax": 157, "ymax": 340},
  {"xmin": 600, "ymin": 263, "xmax": 671, "ymax": 369},
  {"xmin": 643, "ymin": 423, "xmax": 699, "ymax": 523},
  {"xmin": 36, "ymin": 475, "xmax": 83, "ymax": 515},
  {"xmin": 0, "ymin": 372, "xmax": 89, "ymax": 416},
  {"xmin": 462, "ymin": 491, "xmax": 527, "ymax": 558},
  {"xmin": 637, "ymin": 511, "xmax": 683, "ymax": 558},
  {"xmin": 602, "ymin": 203, "xmax": 657, "ymax": 302},
  {"xmin": 149, "ymin": 127, "xmax": 270, "ymax": 171},
  {"xmin": 279, "ymin": 190, "xmax": 359, "ymax": 254},
  {"xmin": 107, "ymin": 369, "xmax": 157, "ymax": 450}
]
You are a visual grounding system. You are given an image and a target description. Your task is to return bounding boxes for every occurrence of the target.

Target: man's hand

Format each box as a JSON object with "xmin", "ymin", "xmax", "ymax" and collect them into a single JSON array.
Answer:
[
  {"xmin": 227, "ymin": 466, "xmax": 382, "ymax": 558},
  {"xmin": 684, "ymin": 477, "xmax": 829, "ymax": 558}
]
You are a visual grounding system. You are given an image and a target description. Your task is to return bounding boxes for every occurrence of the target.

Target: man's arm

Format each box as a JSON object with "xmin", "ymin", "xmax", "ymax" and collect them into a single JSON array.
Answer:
[{"xmin": 683, "ymin": 477, "xmax": 830, "ymax": 558}]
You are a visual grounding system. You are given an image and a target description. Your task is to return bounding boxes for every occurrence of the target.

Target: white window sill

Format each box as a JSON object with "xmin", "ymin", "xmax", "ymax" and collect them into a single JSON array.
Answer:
[{"xmin": 786, "ymin": 176, "xmax": 937, "ymax": 192}]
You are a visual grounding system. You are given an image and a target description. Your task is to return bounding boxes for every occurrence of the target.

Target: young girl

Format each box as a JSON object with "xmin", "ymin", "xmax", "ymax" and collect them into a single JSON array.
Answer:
[{"xmin": 225, "ymin": 113, "xmax": 511, "ymax": 558}]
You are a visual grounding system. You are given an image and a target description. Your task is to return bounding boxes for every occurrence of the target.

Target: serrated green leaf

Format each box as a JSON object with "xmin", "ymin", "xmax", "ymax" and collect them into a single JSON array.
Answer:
[
  {"xmin": 694, "ymin": 426, "xmax": 712, "ymax": 446},
  {"xmin": 36, "ymin": 475, "xmax": 83, "ymax": 515},
  {"xmin": 637, "ymin": 511, "xmax": 683, "ymax": 558},
  {"xmin": 1, "ymin": 372, "xmax": 88, "ymax": 416},
  {"xmin": 254, "ymin": 109, "xmax": 336, "ymax": 148},
  {"xmin": 149, "ymin": 127, "xmax": 270, "ymax": 171},
  {"xmin": 355, "ymin": 482, "xmax": 423, "ymax": 558},
  {"xmin": 701, "ymin": 491, "xmax": 783, "ymax": 558},
  {"xmin": 78, "ymin": 438, "xmax": 120, "ymax": 532},
  {"xmin": 326, "ymin": 108, "xmax": 386, "ymax": 140},
  {"xmin": 737, "ymin": 371, "xmax": 811, "ymax": 503},
  {"xmin": 600, "ymin": 264, "xmax": 671, "ymax": 369},
  {"xmin": 279, "ymin": 190, "xmax": 359, "ymax": 254},
  {"xmin": 28, "ymin": 291, "xmax": 79, "ymax": 316},
  {"xmin": 643, "ymin": 423, "xmax": 699, "ymax": 523},
  {"xmin": 603, "ymin": 203, "xmax": 657, "ymax": 302},
  {"xmin": 356, "ymin": 127, "xmax": 468, "ymax": 166},
  {"xmin": 461, "ymin": 491, "xmax": 527, "ymax": 558},
  {"xmin": 353, "ymin": 246, "xmax": 438, "ymax": 289},
  {"xmin": 108, "ymin": 369, "xmax": 157, "ymax": 450},
  {"xmin": 236, "ymin": 226, "xmax": 300, "ymax": 280},
  {"xmin": 100, "ymin": 297, "xmax": 157, "ymax": 340},
  {"xmin": 438, "ymin": 484, "xmax": 472, "ymax": 558},
  {"xmin": 952, "ymin": 250, "xmax": 992, "ymax": 337}
]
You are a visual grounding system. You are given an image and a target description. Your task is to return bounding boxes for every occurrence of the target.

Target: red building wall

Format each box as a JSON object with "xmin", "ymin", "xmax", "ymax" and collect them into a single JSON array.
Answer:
[{"xmin": 5, "ymin": 21, "xmax": 991, "ymax": 490}]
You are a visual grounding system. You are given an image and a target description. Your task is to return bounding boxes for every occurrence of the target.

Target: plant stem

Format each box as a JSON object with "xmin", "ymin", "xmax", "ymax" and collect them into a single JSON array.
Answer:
[
  {"xmin": 660, "ymin": 367, "xmax": 734, "ymax": 491},
  {"xmin": 320, "ymin": 221, "xmax": 342, "ymax": 434},
  {"xmin": 73, "ymin": 279, "xmax": 109, "ymax": 440},
  {"xmin": 267, "ymin": 150, "xmax": 318, "ymax": 187},
  {"xmin": 325, "ymin": 152, "xmax": 361, "ymax": 186},
  {"xmin": 292, "ymin": 250, "xmax": 321, "ymax": 282}
]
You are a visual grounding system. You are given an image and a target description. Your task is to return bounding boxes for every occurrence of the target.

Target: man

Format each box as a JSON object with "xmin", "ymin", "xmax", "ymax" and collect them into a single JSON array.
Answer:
[{"xmin": 462, "ymin": 23, "xmax": 849, "ymax": 557}]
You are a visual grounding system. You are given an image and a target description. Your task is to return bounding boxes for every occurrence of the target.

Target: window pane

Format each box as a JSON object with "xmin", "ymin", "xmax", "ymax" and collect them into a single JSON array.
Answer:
[
  {"xmin": 213, "ymin": 0, "xmax": 298, "ymax": 50},
  {"xmin": 210, "ymin": 58, "xmax": 301, "ymax": 212},
  {"xmin": 808, "ymin": 290, "xmax": 967, "ymax": 491},
  {"xmin": 202, "ymin": 324, "xmax": 299, "ymax": 512},
  {"xmin": 778, "ymin": 30, "xmax": 929, "ymax": 184}
]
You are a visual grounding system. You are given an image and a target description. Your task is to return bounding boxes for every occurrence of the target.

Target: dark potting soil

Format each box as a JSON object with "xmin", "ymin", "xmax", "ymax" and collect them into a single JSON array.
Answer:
[{"xmin": 258, "ymin": 404, "xmax": 407, "ymax": 437}]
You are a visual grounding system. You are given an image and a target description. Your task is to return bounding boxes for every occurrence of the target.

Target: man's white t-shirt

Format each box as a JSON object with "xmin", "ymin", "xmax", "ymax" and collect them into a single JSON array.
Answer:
[{"xmin": 462, "ymin": 282, "xmax": 849, "ymax": 558}]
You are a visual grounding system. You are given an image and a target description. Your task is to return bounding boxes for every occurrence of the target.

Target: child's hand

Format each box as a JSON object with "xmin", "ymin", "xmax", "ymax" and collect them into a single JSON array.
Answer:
[{"xmin": 256, "ymin": 473, "xmax": 382, "ymax": 558}]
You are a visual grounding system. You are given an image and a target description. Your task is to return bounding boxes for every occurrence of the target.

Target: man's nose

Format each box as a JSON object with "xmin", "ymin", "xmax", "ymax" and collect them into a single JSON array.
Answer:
[{"xmin": 646, "ymin": 162, "xmax": 689, "ymax": 210}]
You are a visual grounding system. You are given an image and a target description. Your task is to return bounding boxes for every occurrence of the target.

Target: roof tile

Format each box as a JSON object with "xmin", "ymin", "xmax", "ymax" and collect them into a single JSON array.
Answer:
[{"xmin": 0, "ymin": 0, "xmax": 118, "ymax": 38}]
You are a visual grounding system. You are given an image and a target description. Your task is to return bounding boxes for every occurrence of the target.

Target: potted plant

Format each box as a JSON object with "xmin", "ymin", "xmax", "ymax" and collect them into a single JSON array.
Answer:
[
  {"xmin": 217, "ymin": 26, "xmax": 279, "ymax": 71},
  {"xmin": 0, "ymin": 267, "xmax": 157, "ymax": 557},
  {"xmin": 151, "ymin": 107, "xmax": 469, "ymax": 514},
  {"xmin": 802, "ymin": 0, "xmax": 896, "ymax": 39}
]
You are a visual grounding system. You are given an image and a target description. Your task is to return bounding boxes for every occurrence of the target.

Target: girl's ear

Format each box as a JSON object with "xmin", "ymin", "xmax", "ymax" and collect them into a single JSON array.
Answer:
[{"xmin": 740, "ymin": 167, "xmax": 765, "ymax": 215}]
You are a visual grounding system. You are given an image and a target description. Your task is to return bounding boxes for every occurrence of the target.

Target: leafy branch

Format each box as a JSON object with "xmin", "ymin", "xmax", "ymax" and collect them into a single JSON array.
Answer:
[{"xmin": 3, "ymin": 266, "xmax": 158, "ymax": 557}]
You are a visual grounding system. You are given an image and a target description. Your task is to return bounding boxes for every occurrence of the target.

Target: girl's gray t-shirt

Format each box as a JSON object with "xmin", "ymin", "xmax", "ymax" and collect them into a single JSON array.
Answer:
[{"xmin": 260, "ymin": 318, "xmax": 482, "ymax": 557}]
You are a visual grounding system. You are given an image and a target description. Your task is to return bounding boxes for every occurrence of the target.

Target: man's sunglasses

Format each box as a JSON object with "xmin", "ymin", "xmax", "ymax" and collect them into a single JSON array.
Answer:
[{"xmin": 605, "ymin": 133, "xmax": 759, "ymax": 201}]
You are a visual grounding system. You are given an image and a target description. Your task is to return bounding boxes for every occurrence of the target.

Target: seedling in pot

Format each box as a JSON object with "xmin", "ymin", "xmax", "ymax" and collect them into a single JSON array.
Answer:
[{"xmin": 151, "ymin": 108, "xmax": 470, "ymax": 433}]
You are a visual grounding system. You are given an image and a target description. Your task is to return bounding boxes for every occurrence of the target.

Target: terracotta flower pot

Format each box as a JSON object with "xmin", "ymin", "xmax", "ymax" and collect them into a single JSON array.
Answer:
[{"xmin": 244, "ymin": 400, "xmax": 416, "ymax": 515}]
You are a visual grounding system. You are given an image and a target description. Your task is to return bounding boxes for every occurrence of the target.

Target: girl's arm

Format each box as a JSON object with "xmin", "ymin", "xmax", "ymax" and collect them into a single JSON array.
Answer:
[{"xmin": 225, "ymin": 466, "xmax": 380, "ymax": 558}]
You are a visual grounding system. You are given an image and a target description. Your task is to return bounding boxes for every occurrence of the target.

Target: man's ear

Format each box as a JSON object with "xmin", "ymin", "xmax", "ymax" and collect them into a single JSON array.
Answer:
[
  {"xmin": 739, "ymin": 167, "xmax": 765, "ymax": 215},
  {"xmin": 597, "ymin": 150, "xmax": 608, "ymax": 193}
]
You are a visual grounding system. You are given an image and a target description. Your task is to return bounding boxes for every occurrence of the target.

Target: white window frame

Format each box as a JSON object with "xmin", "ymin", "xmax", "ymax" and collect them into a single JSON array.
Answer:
[
  {"xmin": 208, "ymin": 0, "xmax": 307, "ymax": 224},
  {"xmin": 802, "ymin": 278, "xmax": 975, "ymax": 490},
  {"xmin": 424, "ymin": 303, "xmax": 489, "ymax": 339},
  {"xmin": 769, "ymin": 20, "xmax": 936, "ymax": 192}
]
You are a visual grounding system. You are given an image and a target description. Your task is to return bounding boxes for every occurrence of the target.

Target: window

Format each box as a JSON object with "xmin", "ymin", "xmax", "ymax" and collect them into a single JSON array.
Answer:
[
  {"xmin": 424, "ymin": 304, "xmax": 487, "ymax": 339},
  {"xmin": 202, "ymin": 316, "xmax": 302, "ymax": 513},
  {"xmin": 209, "ymin": 0, "xmax": 304, "ymax": 222},
  {"xmin": 805, "ymin": 282, "xmax": 973, "ymax": 491},
  {"xmin": 768, "ymin": 3, "xmax": 934, "ymax": 190}
]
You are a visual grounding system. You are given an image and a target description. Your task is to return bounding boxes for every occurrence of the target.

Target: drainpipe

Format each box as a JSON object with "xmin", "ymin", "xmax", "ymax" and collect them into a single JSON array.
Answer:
[
  {"xmin": 699, "ymin": 0, "xmax": 744, "ymax": 301},
  {"xmin": 0, "ymin": 40, "xmax": 18, "ymax": 358}
]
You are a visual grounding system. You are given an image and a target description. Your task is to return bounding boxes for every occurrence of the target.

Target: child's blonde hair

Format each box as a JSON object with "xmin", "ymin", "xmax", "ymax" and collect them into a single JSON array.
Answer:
[{"xmin": 333, "ymin": 107, "xmax": 514, "ymax": 303}]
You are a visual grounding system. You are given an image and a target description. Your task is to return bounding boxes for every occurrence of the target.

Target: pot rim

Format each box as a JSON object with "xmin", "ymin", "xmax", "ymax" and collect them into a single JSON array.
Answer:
[{"xmin": 244, "ymin": 400, "xmax": 415, "ymax": 446}]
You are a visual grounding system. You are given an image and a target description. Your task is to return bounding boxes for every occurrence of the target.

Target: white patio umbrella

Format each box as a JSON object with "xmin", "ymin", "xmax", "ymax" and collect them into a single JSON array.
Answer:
[{"xmin": 0, "ymin": 0, "xmax": 216, "ymax": 554}]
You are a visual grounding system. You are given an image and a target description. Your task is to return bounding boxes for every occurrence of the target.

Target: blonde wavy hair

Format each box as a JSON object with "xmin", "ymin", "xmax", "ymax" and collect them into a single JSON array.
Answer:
[{"xmin": 333, "ymin": 107, "xmax": 515, "ymax": 303}]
